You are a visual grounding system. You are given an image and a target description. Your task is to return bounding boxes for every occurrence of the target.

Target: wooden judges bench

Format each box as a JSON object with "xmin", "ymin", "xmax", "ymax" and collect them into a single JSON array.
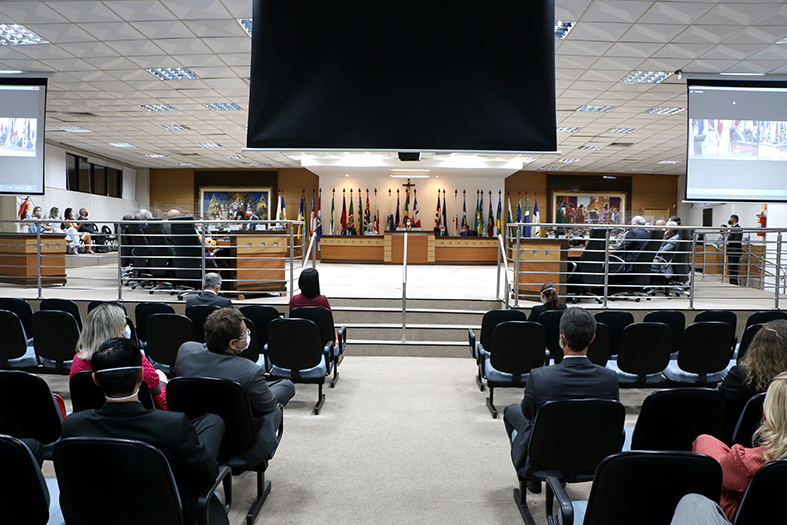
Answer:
[
  {"xmin": 320, "ymin": 231, "xmax": 499, "ymax": 264},
  {"xmin": 215, "ymin": 232, "xmax": 293, "ymax": 293},
  {"xmin": 0, "ymin": 233, "xmax": 67, "ymax": 286}
]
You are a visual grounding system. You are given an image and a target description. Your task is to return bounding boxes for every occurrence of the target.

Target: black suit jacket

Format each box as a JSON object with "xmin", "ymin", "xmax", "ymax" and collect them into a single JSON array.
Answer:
[
  {"xmin": 528, "ymin": 302, "xmax": 567, "ymax": 322},
  {"xmin": 727, "ymin": 224, "xmax": 743, "ymax": 254},
  {"xmin": 185, "ymin": 290, "xmax": 232, "ymax": 309},
  {"xmin": 61, "ymin": 402, "xmax": 218, "ymax": 524},
  {"xmin": 617, "ymin": 228, "xmax": 649, "ymax": 263}
]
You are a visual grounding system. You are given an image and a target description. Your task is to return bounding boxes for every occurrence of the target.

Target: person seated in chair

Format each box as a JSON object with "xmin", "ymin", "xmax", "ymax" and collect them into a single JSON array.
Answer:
[
  {"xmin": 186, "ymin": 273, "xmax": 232, "ymax": 309},
  {"xmin": 528, "ymin": 282, "xmax": 567, "ymax": 321},
  {"xmin": 61, "ymin": 337, "xmax": 227, "ymax": 525},
  {"xmin": 650, "ymin": 221, "xmax": 681, "ymax": 282},
  {"xmin": 78, "ymin": 208, "xmax": 107, "ymax": 252},
  {"xmin": 609, "ymin": 215, "xmax": 649, "ymax": 274},
  {"xmin": 502, "ymin": 307, "xmax": 619, "ymax": 493},
  {"xmin": 289, "ymin": 268, "xmax": 331, "ymax": 312},
  {"xmin": 175, "ymin": 308, "xmax": 295, "ymax": 464}
]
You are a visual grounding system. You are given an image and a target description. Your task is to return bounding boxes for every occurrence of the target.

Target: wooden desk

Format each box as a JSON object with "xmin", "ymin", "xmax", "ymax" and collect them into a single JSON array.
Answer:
[
  {"xmin": 385, "ymin": 232, "xmax": 433, "ymax": 263},
  {"xmin": 321, "ymin": 236, "xmax": 385, "ymax": 263},
  {"xmin": 220, "ymin": 233, "xmax": 288, "ymax": 292},
  {"xmin": 0, "ymin": 233, "xmax": 67, "ymax": 286},
  {"xmin": 508, "ymin": 238, "xmax": 569, "ymax": 296},
  {"xmin": 434, "ymin": 237, "xmax": 498, "ymax": 264}
]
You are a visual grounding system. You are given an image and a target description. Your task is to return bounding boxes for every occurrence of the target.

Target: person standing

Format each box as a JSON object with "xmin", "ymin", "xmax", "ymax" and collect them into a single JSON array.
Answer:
[{"xmin": 727, "ymin": 214, "xmax": 743, "ymax": 286}]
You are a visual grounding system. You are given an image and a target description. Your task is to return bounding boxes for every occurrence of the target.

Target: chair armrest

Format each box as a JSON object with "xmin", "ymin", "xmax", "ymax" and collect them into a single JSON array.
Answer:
[
  {"xmin": 276, "ymin": 405, "xmax": 284, "ymax": 443},
  {"xmin": 337, "ymin": 325, "xmax": 347, "ymax": 352},
  {"xmin": 477, "ymin": 342, "xmax": 488, "ymax": 378},
  {"xmin": 546, "ymin": 475, "xmax": 573, "ymax": 525},
  {"xmin": 261, "ymin": 344, "xmax": 271, "ymax": 373},
  {"xmin": 197, "ymin": 465, "xmax": 232, "ymax": 525},
  {"xmin": 323, "ymin": 340, "xmax": 334, "ymax": 374},
  {"xmin": 468, "ymin": 329, "xmax": 476, "ymax": 357}
]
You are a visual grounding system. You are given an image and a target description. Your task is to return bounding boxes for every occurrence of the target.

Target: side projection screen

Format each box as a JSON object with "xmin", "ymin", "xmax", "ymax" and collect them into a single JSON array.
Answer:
[
  {"xmin": 247, "ymin": 0, "xmax": 557, "ymax": 153},
  {"xmin": 0, "ymin": 77, "xmax": 47, "ymax": 195}
]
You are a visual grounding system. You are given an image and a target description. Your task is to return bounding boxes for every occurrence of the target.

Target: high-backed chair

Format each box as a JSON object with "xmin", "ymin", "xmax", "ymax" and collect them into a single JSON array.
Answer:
[
  {"xmin": 0, "ymin": 310, "xmax": 38, "ymax": 368},
  {"xmin": 170, "ymin": 216, "xmax": 203, "ymax": 296},
  {"xmin": 237, "ymin": 305, "xmax": 282, "ymax": 353},
  {"xmin": 87, "ymin": 300, "xmax": 127, "ymax": 315},
  {"xmin": 39, "ymin": 298, "xmax": 83, "ymax": 331},
  {"xmin": 469, "ymin": 309, "xmax": 526, "ymax": 389},
  {"xmin": 694, "ymin": 310, "xmax": 737, "ymax": 344},
  {"xmin": 606, "ymin": 322, "xmax": 672, "ymax": 385},
  {"xmin": 731, "ymin": 392, "xmax": 766, "ymax": 449},
  {"xmin": 593, "ymin": 311, "xmax": 633, "ymax": 357},
  {"xmin": 609, "ymin": 229, "xmax": 662, "ymax": 301},
  {"xmin": 126, "ymin": 220, "xmax": 154, "ymax": 289},
  {"xmin": 566, "ymin": 228, "xmax": 606, "ymax": 304},
  {"xmin": 0, "ymin": 298, "xmax": 34, "ymax": 342},
  {"xmin": 135, "ymin": 302, "xmax": 176, "ymax": 345},
  {"xmin": 69, "ymin": 370, "xmax": 155, "ymax": 412},
  {"xmin": 185, "ymin": 305, "xmax": 220, "ymax": 344},
  {"xmin": 479, "ymin": 321, "xmax": 546, "ymax": 418},
  {"xmin": 265, "ymin": 318, "xmax": 332, "ymax": 414},
  {"xmin": 32, "ymin": 310, "xmax": 79, "ymax": 372},
  {"xmin": 537, "ymin": 310, "xmax": 564, "ymax": 365},
  {"xmin": 664, "ymin": 321, "xmax": 735, "ymax": 384},
  {"xmin": 546, "ymin": 451, "xmax": 722, "ymax": 525},
  {"xmin": 0, "ymin": 434, "xmax": 64, "ymax": 525},
  {"xmin": 733, "ymin": 458, "xmax": 787, "ymax": 525},
  {"xmin": 290, "ymin": 306, "xmax": 347, "ymax": 388},
  {"xmin": 54, "ymin": 437, "xmax": 231, "ymax": 525},
  {"xmin": 515, "ymin": 399, "xmax": 625, "ymax": 525},
  {"xmin": 145, "ymin": 313, "xmax": 195, "ymax": 374},
  {"xmin": 146, "ymin": 220, "xmax": 176, "ymax": 293},
  {"xmin": 745, "ymin": 310, "xmax": 787, "ymax": 329},
  {"xmin": 643, "ymin": 310, "xmax": 685, "ymax": 356},
  {"xmin": 0, "ymin": 370, "xmax": 64, "ymax": 460},
  {"xmin": 587, "ymin": 322, "xmax": 610, "ymax": 367},
  {"xmin": 238, "ymin": 317, "xmax": 264, "ymax": 366}
]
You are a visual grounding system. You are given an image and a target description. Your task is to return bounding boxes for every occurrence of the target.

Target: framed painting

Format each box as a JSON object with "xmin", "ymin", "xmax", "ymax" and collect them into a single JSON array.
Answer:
[
  {"xmin": 552, "ymin": 191, "xmax": 627, "ymax": 225},
  {"xmin": 199, "ymin": 187, "xmax": 272, "ymax": 221}
]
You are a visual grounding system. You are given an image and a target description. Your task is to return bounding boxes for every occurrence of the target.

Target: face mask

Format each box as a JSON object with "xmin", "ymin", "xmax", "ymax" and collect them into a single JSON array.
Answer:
[
  {"xmin": 35, "ymin": 211, "xmax": 42, "ymax": 218},
  {"xmin": 728, "ymin": 220, "xmax": 734, "ymax": 225},
  {"xmin": 123, "ymin": 325, "xmax": 132, "ymax": 339}
]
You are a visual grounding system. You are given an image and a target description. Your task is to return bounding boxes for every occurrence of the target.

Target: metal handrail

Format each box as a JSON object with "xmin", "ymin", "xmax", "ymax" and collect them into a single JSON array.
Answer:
[
  {"xmin": 402, "ymin": 231, "xmax": 408, "ymax": 342},
  {"xmin": 302, "ymin": 232, "xmax": 318, "ymax": 269},
  {"xmin": 496, "ymin": 234, "xmax": 513, "ymax": 308}
]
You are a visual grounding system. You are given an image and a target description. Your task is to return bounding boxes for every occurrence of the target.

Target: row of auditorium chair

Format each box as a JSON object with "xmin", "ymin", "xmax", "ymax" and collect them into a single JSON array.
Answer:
[{"xmin": 471, "ymin": 308, "xmax": 787, "ymax": 418}]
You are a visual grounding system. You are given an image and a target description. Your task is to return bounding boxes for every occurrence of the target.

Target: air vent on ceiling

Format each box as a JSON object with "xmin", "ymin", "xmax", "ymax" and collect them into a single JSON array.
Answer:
[
  {"xmin": 609, "ymin": 142, "xmax": 633, "ymax": 147},
  {"xmin": 62, "ymin": 111, "xmax": 97, "ymax": 117}
]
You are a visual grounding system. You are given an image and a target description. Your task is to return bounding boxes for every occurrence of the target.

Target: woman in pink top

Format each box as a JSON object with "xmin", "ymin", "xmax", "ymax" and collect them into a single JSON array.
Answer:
[
  {"xmin": 289, "ymin": 268, "xmax": 331, "ymax": 312},
  {"xmin": 69, "ymin": 303, "xmax": 168, "ymax": 410}
]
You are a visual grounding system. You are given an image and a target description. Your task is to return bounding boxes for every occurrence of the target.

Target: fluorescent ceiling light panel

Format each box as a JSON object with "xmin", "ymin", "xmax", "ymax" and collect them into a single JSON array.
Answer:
[
  {"xmin": 777, "ymin": 36, "xmax": 787, "ymax": 44},
  {"xmin": 160, "ymin": 124, "xmax": 190, "ymax": 131},
  {"xmin": 198, "ymin": 143, "xmax": 223, "ymax": 148},
  {"xmin": 226, "ymin": 155, "xmax": 246, "ymax": 159},
  {"xmin": 146, "ymin": 154, "xmax": 167, "ymax": 158},
  {"xmin": 520, "ymin": 157, "xmax": 537, "ymax": 163},
  {"xmin": 645, "ymin": 107, "xmax": 685, "ymax": 115},
  {"xmin": 391, "ymin": 174, "xmax": 429, "ymax": 178},
  {"xmin": 147, "ymin": 67, "xmax": 198, "ymax": 80},
  {"xmin": 178, "ymin": 163, "xmax": 195, "ymax": 167},
  {"xmin": 59, "ymin": 126, "xmax": 91, "ymax": 132},
  {"xmin": 247, "ymin": 163, "xmax": 268, "ymax": 167},
  {"xmin": 558, "ymin": 158, "xmax": 579, "ymax": 163},
  {"xmin": 578, "ymin": 145, "xmax": 604, "ymax": 151},
  {"xmin": 0, "ymin": 69, "xmax": 22, "ymax": 74},
  {"xmin": 139, "ymin": 104, "xmax": 177, "ymax": 111},
  {"xmin": 578, "ymin": 105, "xmax": 616, "ymax": 112},
  {"xmin": 556, "ymin": 126, "xmax": 580, "ymax": 133},
  {"xmin": 539, "ymin": 166, "xmax": 561, "ymax": 170},
  {"xmin": 109, "ymin": 142, "xmax": 134, "ymax": 148},
  {"xmin": 658, "ymin": 160, "xmax": 680, "ymax": 164},
  {"xmin": 204, "ymin": 103, "xmax": 242, "ymax": 111},
  {"xmin": 631, "ymin": 168, "xmax": 652, "ymax": 172},
  {"xmin": 719, "ymin": 72, "xmax": 765, "ymax": 76},
  {"xmin": 238, "ymin": 19, "xmax": 253, "ymax": 37},
  {"xmin": 606, "ymin": 128, "xmax": 637, "ymax": 134},
  {"xmin": 554, "ymin": 21, "xmax": 574, "ymax": 40},
  {"xmin": 0, "ymin": 24, "xmax": 49, "ymax": 45},
  {"xmin": 620, "ymin": 70, "xmax": 672, "ymax": 84}
]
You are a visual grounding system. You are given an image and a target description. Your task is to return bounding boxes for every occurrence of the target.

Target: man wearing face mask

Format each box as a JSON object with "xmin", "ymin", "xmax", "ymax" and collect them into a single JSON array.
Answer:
[
  {"xmin": 727, "ymin": 214, "xmax": 743, "ymax": 286},
  {"xmin": 175, "ymin": 308, "xmax": 295, "ymax": 462}
]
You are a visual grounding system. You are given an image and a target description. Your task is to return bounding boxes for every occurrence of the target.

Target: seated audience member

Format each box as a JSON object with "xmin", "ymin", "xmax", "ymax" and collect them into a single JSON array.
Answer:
[
  {"xmin": 719, "ymin": 320, "xmax": 787, "ymax": 443},
  {"xmin": 528, "ymin": 282, "xmax": 567, "ymax": 321},
  {"xmin": 136, "ymin": 208, "xmax": 153, "ymax": 221},
  {"xmin": 609, "ymin": 215, "xmax": 648, "ymax": 273},
  {"xmin": 62, "ymin": 338, "xmax": 226, "ymax": 525},
  {"xmin": 77, "ymin": 207, "xmax": 107, "ymax": 252},
  {"xmin": 47, "ymin": 207, "xmax": 63, "ymax": 233},
  {"xmin": 503, "ymin": 307, "xmax": 619, "ymax": 493},
  {"xmin": 174, "ymin": 308, "xmax": 295, "ymax": 464},
  {"xmin": 62, "ymin": 207, "xmax": 88, "ymax": 254},
  {"xmin": 289, "ymin": 267, "xmax": 331, "ymax": 312},
  {"xmin": 650, "ymin": 221, "xmax": 681, "ymax": 280},
  {"xmin": 186, "ymin": 273, "xmax": 232, "ymax": 309},
  {"xmin": 671, "ymin": 372, "xmax": 787, "ymax": 524},
  {"xmin": 27, "ymin": 206, "xmax": 46, "ymax": 233},
  {"xmin": 70, "ymin": 303, "xmax": 168, "ymax": 410},
  {"xmin": 241, "ymin": 209, "xmax": 259, "ymax": 231}
]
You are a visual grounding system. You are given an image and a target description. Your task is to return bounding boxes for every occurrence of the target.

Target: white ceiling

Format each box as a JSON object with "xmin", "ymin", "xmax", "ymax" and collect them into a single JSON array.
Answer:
[{"xmin": 1, "ymin": 0, "xmax": 786, "ymax": 177}]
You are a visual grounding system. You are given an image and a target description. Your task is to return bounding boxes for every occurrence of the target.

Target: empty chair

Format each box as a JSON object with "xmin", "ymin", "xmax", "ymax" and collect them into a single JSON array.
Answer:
[
  {"xmin": 469, "ymin": 309, "xmax": 526, "ymax": 389},
  {"xmin": 0, "ymin": 310, "xmax": 37, "ymax": 368},
  {"xmin": 0, "ymin": 370, "xmax": 64, "ymax": 459},
  {"xmin": 745, "ymin": 310, "xmax": 787, "ymax": 329},
  {"xmin": 606, "ymin": 322, "xmax": 672, "ymax": 385},
  {"xmin": 69, "ymin": 370, "xmax": 155, "ymax": 412},
  {"xmin": 238, "ymin": 317, "xmax": 263, "ymax": 366},
  {"xmin": 479, "ymin": 321, "xmax": 546, "ymax": 418},
  {"xmin": 145, "ymin": 313, "xmax": 195, "ymax": 373},
  {"xmin": 566, "ymin": 228, "xmax": 606, "ymax": 304},
  {"xmin": 586, "ymin": 322, "xmax": 610, "ymax": 367},
  {"xmin": 39, "ymin": 298, "xmax": 82, "ymax": 331},
  {"xmin": 0, "ymin": 298, "xmax": 34, "ymax": 341},
  {"xmin": 593, "ymin": 311, "xmax": 633, "ymax": 357},
  {"xmin": 237, "ymin": 305, "xmax": 282, "ymax": 352},
  {"xmin": 625, "ymin": 388, "xmax": 725, "ymax": 452},
  {"xmin": 546, "ymin": 451, "xmax": 722, "ymax": 525},
  {"xmin": 537, "ymin": 310, "xmax": 564, "ymax": 364},
  {"xmin": 186, "ymin": 305, "xmax": 220, "ymax": 344},
  {"xmin": 664, "ymin": 321, "xmax": 735, "ymax": 384},
  {"xmin": 733, "ymin": 458, "xmax": 787, "ymax": 525},
  {"xmin": 87, "ymin": 300, "xmax": 127, "ymax": 314},
  {"xmin": 290, "ymin": 306, "xmax": 347, "ymax": 388},
  {"xmin": 32, "ymin": 310, "xmax": 79, "ymax": 372},
  {"xmin": 695, "ymin": 309, "xmax": 737, "ymax": 340},
  {"xmin": 731, "ymin": 392, "xmax": 766, "ymax": 449},
  {"xmin": 135, "ymin": 302, "xmax": 175, "ymax": 344},
  {"xmin": 643, "ymin": 310, "xmax": 685, "ymax": 356}
]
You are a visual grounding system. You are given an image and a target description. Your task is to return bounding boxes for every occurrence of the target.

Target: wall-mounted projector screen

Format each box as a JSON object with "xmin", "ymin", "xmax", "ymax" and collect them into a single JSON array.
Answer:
[
  {"xmin": 247, "ymin": 0, "xmax": 557, "ymax": 154},
  {"xmin": 686, "ymin": 79, "xmax": 787, "ymax": 202},
  {"xmin": 0, "ymin": 77, "xmax": 46, "ymax": 195}
]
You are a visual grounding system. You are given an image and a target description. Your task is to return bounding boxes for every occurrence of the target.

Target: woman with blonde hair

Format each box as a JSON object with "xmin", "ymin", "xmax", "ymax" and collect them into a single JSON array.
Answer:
[
  {"xmin": 527, "ymin": 282, "xmax": 566, "ymax": 321},
  {"xmin": 69, "ymin": 303, "xmax": 168, "ymax": 409},
  {"xmin": 719, "ymin": 319, "xmax": 787, "ymax": 442}
]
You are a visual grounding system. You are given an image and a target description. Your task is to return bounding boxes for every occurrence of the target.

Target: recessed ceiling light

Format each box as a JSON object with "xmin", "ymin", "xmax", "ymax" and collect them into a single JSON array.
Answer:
[
  {"xmin": 720, "ymin": 72, "xmax": 765, "ymax": 76},
  {"xmin": 237, "ymin": 19, "xmax": 253, "ymax": 37},
  {"xmin": 539, "ymin": 166, "xmax": 561, "ymax": 171},
  {"xmin": 658, "ymin": 160, "xmax": 680, "ymax": 164},
  {"xmin": 520, "ymin": 157, "xmax": 537, "ymax": 163},
  {"xmin": 778, "ymin": 36, "xmax": 787, "ymax": 45},
  {"xmin": 631, "ymin": 168, "xmax": 652, "ymax": 172},
  {"xmin": 247, "ymin": 163, "xmax": 268, "ymax": 167},
  {"xmin": 607, "ymin": 128, "xmax": 637, "ymax": 134},
  {"xmin": 578, "ymin": 145, "xmax": 604, "ymax": 151},
  {"xmin": 620, "ymin": 71, "xmax": 672, "ymax": 84},
  {"xmin": 146, "ymin": 154, "xmax": 167, "ymax": 158},
  {"xmin": 645, "ymin": 107, "xmax": 685, "ymax": 115},
  {"xmin": 578, "ymin": 105, "xmax": 616, "ymax": 112},
  {"xmin": 204, "ymin": 103, "xmax": 242, "ymax": 111},
  {"xmin": 226, "ymin": 155, "xmax": 246, "ymax": 159},
  {"xmin": 160, "ymin": 124, "xmax": 191, "ymax": 131},
  {"xmin": 0, "ymin": 69, "xmax": 22, "ymax": 74},
  {"xmin": 178, "ymin": 163, "xmax": 195, "ymax": 167},
  {"xmin": 556, "ymin": 126, "xmax": 581, "ymax": 133},
  {"xmin": 198, "ymin": 143, "xmax": 223, "ymax": 148},
  {"xmin": 557, "ymin": 158, "xmax": 579, "ymax": 163},
  {"xmin": 109, "ymin": 142, "xmax": 135, "ymax": 148},
  {"xmin": 554, "ymin": 21, "xmax": 574, "ymax": 40},
  {"xmin": 0, "ymin": 24, "xmax": 49, "ymax": 46},
  {"xmin": 146, "ymin": 67, "xmax": 198, "ymax": 80},
  {"xmin": 59, "ymin": 126, "xmax": 91, "ymax": 133},
  {"xmin": 139, "ymin": 104, "xmax": 177, "ymax": 112},
  {"xmin": 391, "ymin": 174, "xmax": 429, "ymax": 178}
]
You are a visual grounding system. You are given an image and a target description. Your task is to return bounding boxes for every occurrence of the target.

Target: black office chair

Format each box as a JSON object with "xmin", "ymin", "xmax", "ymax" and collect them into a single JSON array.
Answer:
[
  {"xmin": 469, "ymin": 309, "xmax": 526, "ymax": 390},
  {"xmin": 609, "ymin": 229, "xmax": 662, "ymax": 301},
  {"xmin": 135, "ymin": 302, "xmax": 176, "ymax": 345},
  {"xmin": 607, "ymin": 322, "xmax": 672, "ymax": 385},
  {"xmin": 186, "ymin": 305, "xmax": 220, "ymax": 344},
  {"xmin": 515, "ymin": 399, "xmax": 625, "ymax": 525},
  {"xmin": 0, "ymin": 298, "xmax": 34, "ymax": 341},
  {"xmin": 537, "ymin": 310, "xmax": 564, "ymax": 364},
  {"xmin": 566, "ymin": 228, "xmax": 606, "ymax": 304},
  {"xmin": 664, "ymin": 321, "xmax": 735, "ymax": 384},
  {"xmin": 731, "ymin": 392, "xmax": 766, "ymax": 449},
  {"xmin": 145, "ymin": 313, "xmax": 195, "ymax": 374},
  {"xmin": 626, "ymin": 388, "xmax": 725, "ymax": 452},
  {"xmin": 54, "ymin": 437, "xmax": 231, "ymax": 525},
  {"xmin": 736, "ymin": 323, "xmax": 764, "ymax": 364},
  {"xmin": 0, "ymin": 310, "xmax": 37, "ymax": 369},
  {"xmin": 171, "ymin": 216, "xmax": 203, "ymax": 298},
  {"xmin": 643, "ymin": 310, "xmax": 685, "ymax": 356},
  {"xmin": 695, "ymin": 309, "xmax": 738, "ymax": 344},
  {"xmin": 146, "ymin": 220, "xmax": 176, "ymax": 293},
  {"xmin": 546, "ymin": 451, "xmax": 722, "ymax": 525},
  {"xmin": 39, "ymin": 298, "xmax": 83, "ymax": 331},
  {"xmin": 87, "ymin": 300, "xmax": 127, "ymax": 315},
  {"xmin": 167, "ymin": 377, "xmax": 278, "ymax": 525},
  {"xmin": 479, "ymin": 321, "xmax": 546, "ymax": 418},
  {"xmin": 0, "ymin": 370, "xmax": 63, "ymax": 460},
  {"xmin": 0, "ymin": 434, "xmax": 63, "ymax": 525},
  {"xmin": 238, "ymin": 306, "xmax": 282, "ymax": 348},
  {"xmin": 69, "ymin": 370, "xmax": 155, "ymax": 412},
  {"xmin": 587, "ymin": 322, "xmax": 610, "ymax": 367},
  {"xmin": 127, "ymin": 220, "xmax": 155, "ymax": 289},
  {"xmin": 593, "ymin": 311, "xmax": 633, "ymax": 357},
  {"xmin": 734, "ymin": 458, "xmax": 787, "ymax": 525},
  {"xmin": 290, "ymin": 306, "xmax": 347, "ymax": 388},
  {"xmin": 32, "ymin": 310, "xmax": 80, "ymax": 372},
  {"xmin": 745, "ymin": 310, "xmax": 787, "ymax": 329}
]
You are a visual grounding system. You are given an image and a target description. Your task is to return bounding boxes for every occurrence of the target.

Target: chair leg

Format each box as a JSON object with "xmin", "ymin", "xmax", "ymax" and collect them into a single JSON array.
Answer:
[
  {"xmin": 314, "ymin": 383, "xmax": 326, "ymax": 415},
  {"xmin": 476, "ymin": 368, "xmax": 485, "ymax": 391},
  {"xmin": 514, "ymin": 480, "xmax": 537, "ymax": 525},
  {"xmin": 486, "ymin": 387, "xmax": 498, "ymax": 418},
  {"xmin": 246, "ymin": 468, "xmax": 271, "ymax": 525},
  {"xmin": 330, "ymin": 356, "xmax": 340, "ymax": 388}
]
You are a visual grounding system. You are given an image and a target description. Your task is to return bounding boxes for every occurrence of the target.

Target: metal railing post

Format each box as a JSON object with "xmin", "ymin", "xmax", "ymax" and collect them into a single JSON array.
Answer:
[
  {"xmin": 602, "ymin": 228, "xmax": 610, "ymax": 308},
  {"xmin": 201, "ymin": 222, "xmax": 207, "ymax": 284},
  {"xmin": 745, "ymin": 233, "xmax": 751, "ymax": 287},
  {"xmin": 689, "ymin": 231, "xmax": 696, "ymax": 309},
  {"xmin": 496, "ymin": 236, "xmax": 502, "ymax": 301},
  {"xmin": 514, "ymin": 227, "xmax": 521, "ymax": 307},
  {"xmin": 117, "ymin": 224, "xmax": 123, "ymax": 301},
  {"xmin": 776, "ymin": 232, "xmax": 782, "ymax": 310},
  {"xmin": 36, "ymin": 227, "xmax": 42, "ymax": 299},
  {"xmin": 312, "ymin": 233, "xmax": 317, "ymax": 267},
  {"xmin": 402, "ymin": 232, "xmax": 408, "ymax": 343},
  {"xmin": 289, "ymin": 223, "xmax": 295, "ymax": 298}
]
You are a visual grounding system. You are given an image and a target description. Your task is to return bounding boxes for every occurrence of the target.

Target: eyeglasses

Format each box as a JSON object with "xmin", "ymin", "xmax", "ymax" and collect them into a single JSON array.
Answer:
[{"xmin": 234, "ymin": 328, "xmax": 250, "ymax": 342}]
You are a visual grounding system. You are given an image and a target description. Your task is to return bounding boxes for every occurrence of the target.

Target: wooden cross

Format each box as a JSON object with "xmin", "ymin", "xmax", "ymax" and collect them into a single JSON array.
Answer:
[{"xmin": 401, "ymin": 178, "xmax": 416, "ymax": 197}]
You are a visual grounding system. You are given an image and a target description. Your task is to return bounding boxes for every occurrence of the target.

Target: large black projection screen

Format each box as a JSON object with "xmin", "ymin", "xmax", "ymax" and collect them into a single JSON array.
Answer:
[
  {"xmin": 0, "ymin": 77, "xmax": 47, "ymax": 195},
  {"xmin": 247, "ymin": 0, "xmax": 557, "ymax": 153},
  {"xmin": 687, "ymin": 79, "xmax": 787, "ymax": 203}
]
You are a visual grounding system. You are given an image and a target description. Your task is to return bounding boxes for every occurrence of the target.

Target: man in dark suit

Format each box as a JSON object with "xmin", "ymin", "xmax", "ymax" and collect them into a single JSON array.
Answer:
[
  {"xmin": 727, "ymin": 214, "xmax": 743, "ymax": 285},
  {"xmin": 186, "ymin": 272, "xmax": 233, "ymax": 309},
  {"xmin": 175, "ymin": 308, "xmax": 295, "ymax": 465},
  {"xmin": 61, "ymin": 338, "xmax": 226, "ymax": 525},
  {"xmin": 503, "ymin": 307, "xmax": 619, "ymax": 493},
  {"xmin": 610, "ymin": 215, "xmax": 649, "ymax": 273}
]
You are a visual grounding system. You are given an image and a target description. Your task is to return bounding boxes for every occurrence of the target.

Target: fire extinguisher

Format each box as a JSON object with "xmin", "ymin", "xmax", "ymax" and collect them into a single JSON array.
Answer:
[{"xmin": 756, "ymin": 205, "xmax": 767, "ymax": 237}]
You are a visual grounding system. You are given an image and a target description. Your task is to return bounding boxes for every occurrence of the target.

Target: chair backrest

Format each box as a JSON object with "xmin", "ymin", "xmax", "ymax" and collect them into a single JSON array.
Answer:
[
  {"xmin": 587, "ymin": 322, "xmax": 610, "ymax": 367},
  {"xmin": 69, "ymin": 370, "xmax": 155, "ymax": 412},
  {"xmin": 167, "ymin": 377, "xmax": 256, "ymax": 456},
  {"xmin": 745, "ymin": 310, "xmax": 787, "ymax": 329},
  {"xmin": 87, "ymin": 300, "xmax": 127, "ymax": 315},
  {"xmin": 126, "ymin": 221, "xmax": 153, "ymax": 267},
  {"xmin": 0, "ymin": 370, "xmax": 63, "ymax": 445},
  {"xmin": 643, "ymin": 310, "xmax": 685, "ymax": 355},
  {"xmin": 527, "ymin": 399, "xmax": 625, "ymax": 479},
  {"xmin": 670, "ymin": 231, "xmax": 694, "ymax": 281},
  {"xmin": 0, "ymin": 298, "xmax": 33, "ymax": 338},
  {"xmin": 170, "ymin": 217, "xmax": 202, "ymax": 281},
  {"xmin": 594, "ymin": 311, "xmax": 634, "ymax": 356},
  {"xmin": 290, "ymin": 306, "xmax": 336, "ymax": 348},
  {"xmin": 577, "ymin": 228, "xmax": 608, "ymax": 286},
  {"xmin": 631, "ymin": 388, "xmax": 725, "ymax": 451},
  {"xmin": 630, "ymin": 230, "xmax": 664, "ymax": 285},
  {"xmin": 678, "ymin": 322, "xmax": 735, "ymax": 374},
  {"xmin": 582, "ymin": 451, "xmax": 722, "ymax": 525},
  {"xmin": 40, "ymin": 298, "xmax": 83, "ymax": 331},
  {"xmin": 617, "ymin": 322, "xmax": 672, "ymax": 377},
  {"xmin": 54, "ymin": 437, "xmax": 184, "ymax": 525},
  {"xmin": 267, "ymin": 318, "xmax": 324, "ymax": 372},
  {"xmin": 238, "ymin": 305, "xmax": 282, "ymax": 349},
  {"xmin": 694, "ymin": 309, "xmax": 737, "ymax": 335},
  {"xmin": 0, "ymin": 310, "xmax": 31, "ymax": 362},
  {"xmin": 135, "ymin": 302, "xmax": 176, "ymax": 343},
  {"xmin": 488, "ymin": 321, "xmax": 545, "ymax": 375},
  {"xmin": 479, "ymin": 309, "xmax": 527, "ymax": 352},
  {"xmin": 732, "ymin": 392, "xmax": 766, "ymax": 449},
  {"xmin": 238, "ymin": 317, "xmax": 262, "ymax": 363},
  {"xmin": 185, "ymin": 305, "xmax": 219, "ymax": 344},
  {"xmin": 0, "ymin": 434, "xmax": 53, "ymax": 525},
  {"xmin": 537, "ymin": 310, "xmax": 564, "ymax": 363},
  {"xmin": 145, "ymin": 220, "xmax": 174, "ymax": 277},
  {"xmin": 145, "ymin": 313, "xmax": 195, "ymax": 367},
  {"xmin": 737, "ymin": 323, "xmax": 764, "ymax": 364},
  {"xmin": 32, "ymin": 310, "xmax": 80, "ymax": 364},
  {"xmin": 734, "ymin": 458, "xmax": 787, "ymax": 525}
]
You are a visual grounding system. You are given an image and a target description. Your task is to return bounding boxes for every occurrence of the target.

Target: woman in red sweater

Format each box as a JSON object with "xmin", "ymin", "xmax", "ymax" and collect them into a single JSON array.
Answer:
[{"xmin": 289, "ymin": 268, "xmax": 331, "ymax": 312}]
